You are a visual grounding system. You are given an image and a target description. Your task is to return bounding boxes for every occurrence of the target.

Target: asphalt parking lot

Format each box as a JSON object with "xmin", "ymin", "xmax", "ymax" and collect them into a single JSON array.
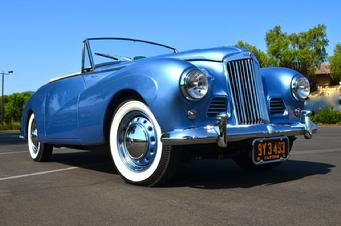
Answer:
[{"xmin": 0, "ymin": 127, "xmax": 340, "ymax": 226}]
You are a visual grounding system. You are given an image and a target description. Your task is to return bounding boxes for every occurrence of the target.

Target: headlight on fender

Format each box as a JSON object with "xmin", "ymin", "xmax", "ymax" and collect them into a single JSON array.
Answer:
[
  {"xmin": 291, "ymin": 76, "xmax": 310, "ymax": 100},
  {"xmin": 180, "ymin": 69, "xmax": 208, "ymax": 101}
]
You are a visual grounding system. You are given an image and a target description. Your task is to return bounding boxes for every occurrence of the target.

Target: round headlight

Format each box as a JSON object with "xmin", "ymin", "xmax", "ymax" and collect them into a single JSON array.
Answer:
[
  {"xmin": 291, "ymin": 76, "xmax": 310, "ymax": 100},
  {"xmin": 180, "ymin": 69, "xmax": 208, "ymax": 101}
]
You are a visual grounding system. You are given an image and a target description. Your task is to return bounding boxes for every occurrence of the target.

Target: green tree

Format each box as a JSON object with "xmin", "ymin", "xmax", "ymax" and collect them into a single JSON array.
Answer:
[
  {"xmin": 265, "ymin": 24, "xmax": 329, "ymax": 77},
  {"xmin": 236, "ymin": 41, "xmax": 273, "ymax": 67},
  {"xmin": 2, "ymin": 92, "xmax": 32, "ymax": 123},
  {"xmin": 329, "ymin": 43, "xmax": 341, "ymax": 82}
]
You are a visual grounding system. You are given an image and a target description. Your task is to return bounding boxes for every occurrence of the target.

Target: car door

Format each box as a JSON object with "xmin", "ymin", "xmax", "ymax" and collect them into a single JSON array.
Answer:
[{"xmin": 45, "ymin": 75, "xmax": 86, "ymax": 140}]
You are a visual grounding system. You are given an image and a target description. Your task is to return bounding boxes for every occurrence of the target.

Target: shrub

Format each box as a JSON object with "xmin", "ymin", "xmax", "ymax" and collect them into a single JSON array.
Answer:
[
  {"xmin": 1, "ymin": 92, "xmax": 33, "ymax": 123},
  {"xmin": 311, "ymin": 107, "xmax": 341, "ymax": 124},
  {"xmin": 0, "ymin": 122, "xmax": 21, "ymax": 130}
]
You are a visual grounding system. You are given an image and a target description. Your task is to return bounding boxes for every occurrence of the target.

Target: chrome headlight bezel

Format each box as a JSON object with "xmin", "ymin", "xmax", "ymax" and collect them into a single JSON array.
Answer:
[
  {"xmin": 180, "ymin": 69, "xmax": 209, "ymax": 101},
  {"xmin": 291, "ymin": 76, "xmax": 310, "ymax": 101}
]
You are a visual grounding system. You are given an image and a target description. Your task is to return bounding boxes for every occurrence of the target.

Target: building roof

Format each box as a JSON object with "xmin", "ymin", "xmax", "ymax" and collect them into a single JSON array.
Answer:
[{"xmin": 315, "ymin": 64, "xmax": 330, "ymax": 75}]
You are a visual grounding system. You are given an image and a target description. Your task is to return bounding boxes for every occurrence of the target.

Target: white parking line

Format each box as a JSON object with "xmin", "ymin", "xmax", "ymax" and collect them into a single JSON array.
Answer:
[
  {"xmin": 0, "ymin": 167, "xmax": 79, "ymax": 181},
  {"xmin": 0, "ymin": 151, "xmax": 27, "ymax": 155}
]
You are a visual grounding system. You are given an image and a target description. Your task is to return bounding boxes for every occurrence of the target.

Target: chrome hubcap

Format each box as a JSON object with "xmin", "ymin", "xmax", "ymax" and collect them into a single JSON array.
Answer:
[
  {"xmin": 30, "ymin": 119, "xmax": 39, "ymax": 153},
  {"xmin": 125, "ymin": 123, "xmax": 148, "ymax": 159},
  {"xmin": 117, "ymin": 112, "xmax": 157, "ymax": 171}
]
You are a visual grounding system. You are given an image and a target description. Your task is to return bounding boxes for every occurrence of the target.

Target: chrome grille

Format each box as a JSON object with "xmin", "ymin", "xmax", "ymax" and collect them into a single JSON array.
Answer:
[
  {"xmin": 226, "ymin": 59, "xmax": 268, "ymax": 125},
  {"xmin": 207, "ymin": 97, "xmax": 227, "ymax": 117},
  {"xmin": 269, "ymin": 98, "xmax": 285, "ymax": 114}
]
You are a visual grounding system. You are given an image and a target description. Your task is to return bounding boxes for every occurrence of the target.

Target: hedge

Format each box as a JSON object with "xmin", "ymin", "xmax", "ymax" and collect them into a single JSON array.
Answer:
[
  {"xmin": 311, "ymin": 107, "xmax": 341, "ymax": 124},
  {"xmin": 0, "ymin": 122, "xmax": 21, "ymax": 130}
]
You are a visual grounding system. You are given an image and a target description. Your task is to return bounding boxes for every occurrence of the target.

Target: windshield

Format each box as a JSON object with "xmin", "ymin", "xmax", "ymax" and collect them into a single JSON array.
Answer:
[{"xmin": 87, "ymin": 38, "xmax": 176, "ymax": 66}]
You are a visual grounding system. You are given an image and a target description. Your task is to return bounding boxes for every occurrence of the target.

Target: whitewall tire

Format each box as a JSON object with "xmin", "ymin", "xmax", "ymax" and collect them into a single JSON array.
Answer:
[
  {"xmin": 109, "ymin": 100, "xmax": 178, "ymax": 186},
  {"xmin": 27, "ymin": 114, "xmax": 53, "ymax": 162}
]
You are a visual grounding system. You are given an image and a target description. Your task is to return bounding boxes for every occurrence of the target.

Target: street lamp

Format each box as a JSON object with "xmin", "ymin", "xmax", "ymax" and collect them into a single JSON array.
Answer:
[{"xmin": 1, "ymin": 70, "xmax": 14, "ymax": 125}]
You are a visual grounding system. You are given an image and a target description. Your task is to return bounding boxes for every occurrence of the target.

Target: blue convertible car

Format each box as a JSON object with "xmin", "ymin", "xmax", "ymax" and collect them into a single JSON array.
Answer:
[{"xmin": 20, "ymin": 38, "xmax": 316, "ymax": 186}]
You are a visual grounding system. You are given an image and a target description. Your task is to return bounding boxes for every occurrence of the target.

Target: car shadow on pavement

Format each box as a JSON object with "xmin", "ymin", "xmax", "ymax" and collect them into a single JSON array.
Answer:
[
  {"xmin": 50, "ymin": 148, "xmax": 334, "ymax": 189},
  {"xmin": 51, "ymin": 148, "xmax": 117, "ymax": 174},
  {"xmin": 165, "ymin": 159, "xmax": 335, "ymax": 189},
  {"xmin": 3, "ymin": 132, "xmax": 335, "ymax": 189},
  {"xmin": 0, "ymin": 131, "xmax": 26, "ymax": 145}
]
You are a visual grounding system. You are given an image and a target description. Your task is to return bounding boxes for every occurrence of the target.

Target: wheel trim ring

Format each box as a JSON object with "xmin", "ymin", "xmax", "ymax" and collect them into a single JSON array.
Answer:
[
  {"xmin": 30, "ymin": 120, "xmax": 39, "ymax": 153},
  {"xmin": 28, "ymin": 114, "xmax": 40, "ymax": 159},
  {"xmin": 109, "ymin": 101, "xmax": 163, "ymax": 182}
]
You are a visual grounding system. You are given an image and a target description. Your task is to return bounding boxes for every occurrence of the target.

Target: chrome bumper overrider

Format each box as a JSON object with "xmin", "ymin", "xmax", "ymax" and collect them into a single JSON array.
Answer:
[{"xmin": 161, "ymin": 110, "xmax": 317, "ymax": 147}]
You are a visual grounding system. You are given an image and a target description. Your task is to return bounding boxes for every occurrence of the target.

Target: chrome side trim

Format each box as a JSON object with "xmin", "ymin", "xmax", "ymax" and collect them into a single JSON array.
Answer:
[{"xmin": 49, "ymin": 72, "xmax": 81, "ymax": 83}]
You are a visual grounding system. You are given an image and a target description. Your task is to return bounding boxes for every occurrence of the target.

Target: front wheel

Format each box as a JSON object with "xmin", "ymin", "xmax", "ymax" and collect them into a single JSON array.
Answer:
[
  {"xmin": 109, "ymin": 100, "xmax": 179, "ymax": 186},
  {"xmin": 27, "ymin": 114, "xmax": 53, "ymax": 162}
]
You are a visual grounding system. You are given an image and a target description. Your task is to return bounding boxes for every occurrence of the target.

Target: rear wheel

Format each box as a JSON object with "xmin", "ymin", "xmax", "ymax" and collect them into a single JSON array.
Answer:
[
  {"xmin": 109, "ymin": 100, "xmax": 179, "ymax": 186},
  {"xmin": 27, "ymin": 114, "xmax": 53, "ymax": 162}
]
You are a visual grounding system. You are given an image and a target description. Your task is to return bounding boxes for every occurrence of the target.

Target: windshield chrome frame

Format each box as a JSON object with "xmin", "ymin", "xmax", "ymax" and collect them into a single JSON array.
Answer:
[{"xmin": 81, "ymin": 37, "xmax": 177, "ymax": 73}]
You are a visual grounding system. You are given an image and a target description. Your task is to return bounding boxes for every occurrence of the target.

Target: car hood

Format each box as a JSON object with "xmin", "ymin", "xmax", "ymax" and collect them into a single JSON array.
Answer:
[
  {"xmin": 87, "ymin": 46, "xmax": 249, "ymax": 75},
  {"xmin": 166, "ymin": 46, "xmax": 247, "ymax": 62}
]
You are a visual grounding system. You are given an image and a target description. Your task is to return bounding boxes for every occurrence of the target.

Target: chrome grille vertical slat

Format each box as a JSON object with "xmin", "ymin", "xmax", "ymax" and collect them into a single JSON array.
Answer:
[
  {"xmin": 251, "ymin": 61, "xmax": 269, "ymax": 122},
  {"xmin": 232, "ymin": 61, "xmax": 243, "ymax": 123},
  {"xmin": 249, "ymin": 60, "xmax": 261, "ymax": 123},
  {"xmin": 244, "ymin": 60, "xmax": 257, "ymax": 124},
  {"xmin": 244, "ymin": 60, "xmax": 256, "ymax": 122},
  {"xmin": 234, "ymin": 61, "xmax": 247, "ymax": 123},
  {"xmin": 226, "ymin": 58, "xmax": 269, "ymax": 125},
  {"xmin": 227, "ymin": 62, "xmax": 241, "ymax": 123},
  {"xmin": 240, "ymin": 60, "xmax": 251, "ymax": 123},
  {"xmin": 247, "ymin": 60, "xmax": 258, "ymax": 124},
  {"xmin": 247, "ymin": 61, "xmax": 261, "ymax": 123},
  {"xmin": 240, "ymin": 61, "xmax": 254, "ymax": 124},
  {"xmin": 237, "ymin": 61, "xmax": 248, "ymax": 124}
]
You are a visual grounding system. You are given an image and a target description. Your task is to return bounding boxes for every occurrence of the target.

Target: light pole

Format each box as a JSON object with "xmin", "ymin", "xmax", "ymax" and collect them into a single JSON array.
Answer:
[{"xmin": 1, "ymin": 70, "xmax": 14, "ymax": 125}]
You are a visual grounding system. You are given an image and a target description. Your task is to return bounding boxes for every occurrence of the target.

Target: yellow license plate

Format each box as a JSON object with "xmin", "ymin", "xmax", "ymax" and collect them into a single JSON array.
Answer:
[{"xmin": 252, "ymin": 137, "xmax": 289, "ymax": 164}]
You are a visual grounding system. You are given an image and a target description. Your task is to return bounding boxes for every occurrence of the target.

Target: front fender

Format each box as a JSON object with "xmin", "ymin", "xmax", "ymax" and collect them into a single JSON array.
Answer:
[
  {"xmin": 260, "ymin": 67, "xmax": 305, "ymax": 121},
  {"xmin": 78, "ymin": 58, "xmax": 199, "ymax": 144},
  {"xmin": 20, "ymin": 85, "xmax": 48, "ymax": 140}
]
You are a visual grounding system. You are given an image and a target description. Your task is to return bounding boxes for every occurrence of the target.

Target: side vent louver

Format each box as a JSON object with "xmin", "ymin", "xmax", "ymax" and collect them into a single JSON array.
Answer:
[
  {"xmin": 207, "ymin": 97, "xmax": 227, "ymax": 117},
  {"xmin": 269, "ymin": 98, "xmax": 285, "ymax": 114}
]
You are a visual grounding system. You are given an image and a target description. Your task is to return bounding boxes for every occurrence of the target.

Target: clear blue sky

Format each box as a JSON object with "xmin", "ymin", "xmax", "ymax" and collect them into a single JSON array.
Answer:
[{"xmin": 1, "ymin": 0, "xmax": 340, "ymax": 94}]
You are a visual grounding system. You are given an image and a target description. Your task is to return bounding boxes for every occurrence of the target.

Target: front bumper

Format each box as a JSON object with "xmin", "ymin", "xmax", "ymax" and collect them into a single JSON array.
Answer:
[{"xmin": 161, "ymin": 110, "xmax": 317, "ymax": 147}]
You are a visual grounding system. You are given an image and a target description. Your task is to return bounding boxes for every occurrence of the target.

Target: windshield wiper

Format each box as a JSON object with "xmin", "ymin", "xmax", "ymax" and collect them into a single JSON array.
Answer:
[
  {"xmin": 94, "ymin": 52, "xmax": 132, "ymax": 62},
  {"xmin": 94, "ymin": 52, "xmax": 118, "ymax": 60}
]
